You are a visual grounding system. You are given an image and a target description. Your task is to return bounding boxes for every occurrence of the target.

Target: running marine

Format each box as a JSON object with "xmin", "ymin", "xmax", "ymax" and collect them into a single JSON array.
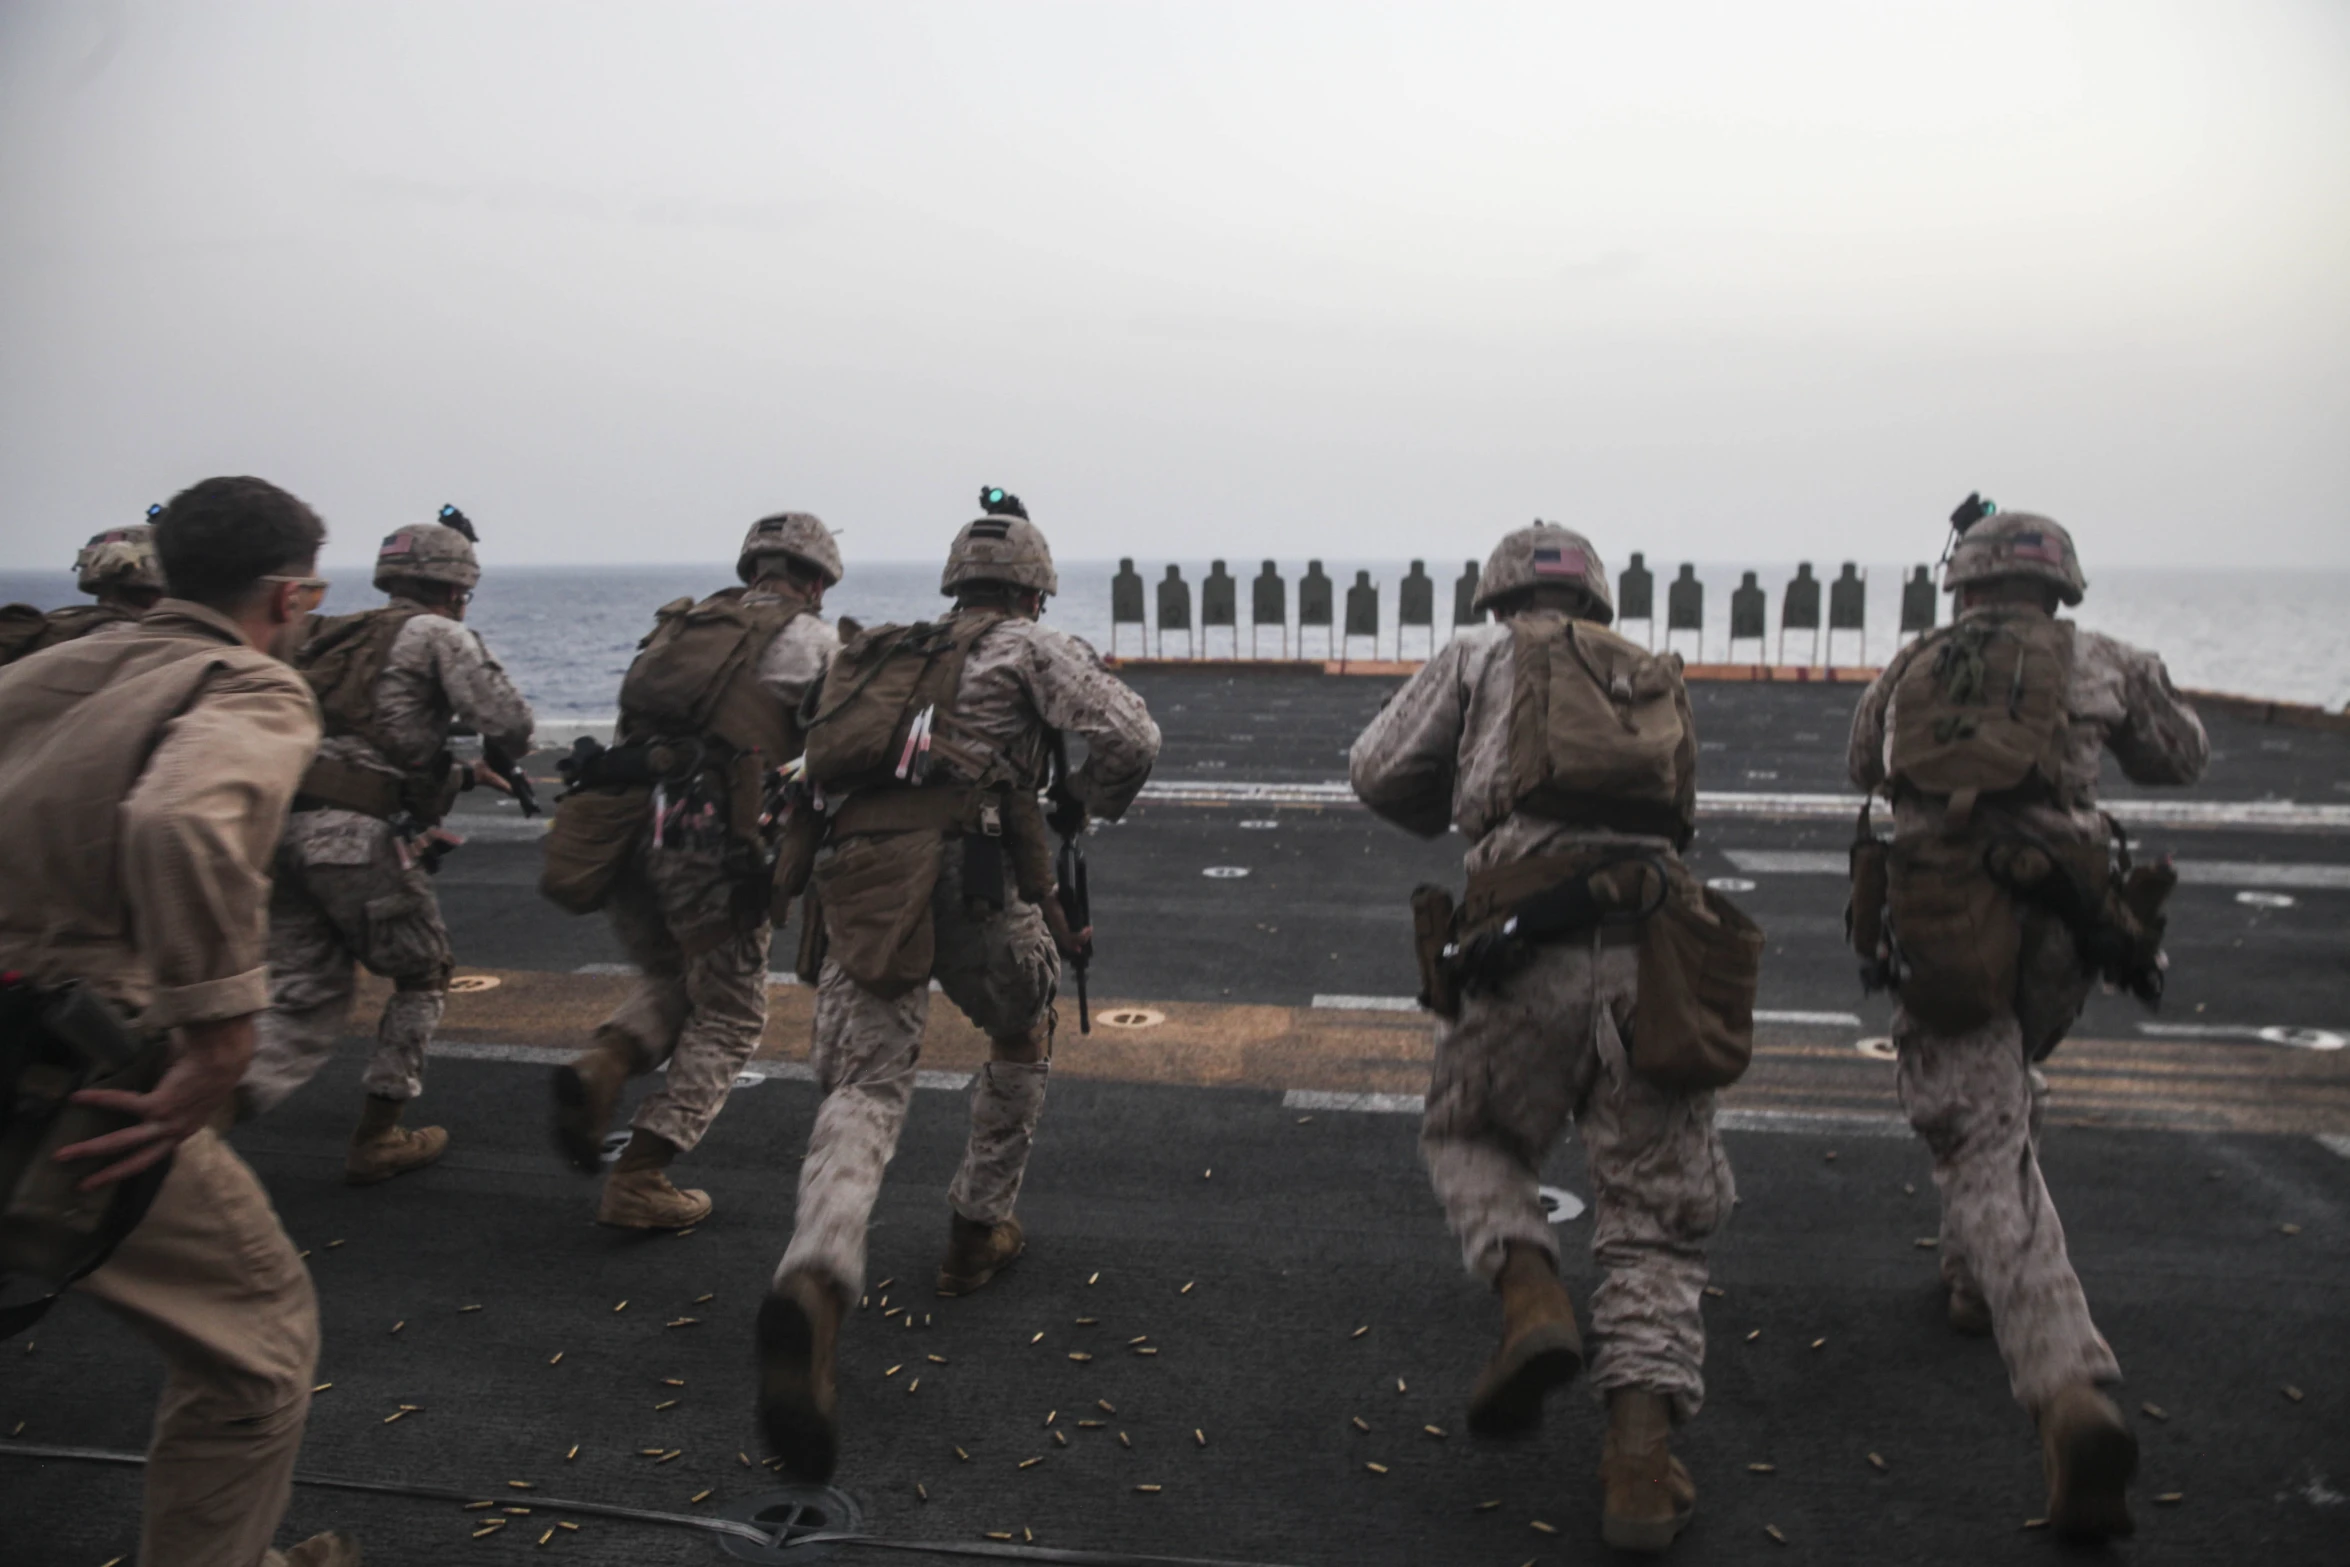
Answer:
[
  {"xmin": 757, "ymin": 488, "xmax": 1161, "ymax": 1482},
  {"xmin": 1350, "ymin": 522, "xmax": 1757, "ymax": 1555},
  {"xmin": 0, "ymin": 516, "xmax": 167, "ymax": 664},
  {"xmin": 1846, "ymin": 501, "xmax": 2208, "ymax": 1542},
  {"xmin": 239, "ymin": 511, "xmax": 535, "ymax": 1185},
  {"xmin": 545, "ymin": 511, "xmax": 842, "ymax": 1227}
]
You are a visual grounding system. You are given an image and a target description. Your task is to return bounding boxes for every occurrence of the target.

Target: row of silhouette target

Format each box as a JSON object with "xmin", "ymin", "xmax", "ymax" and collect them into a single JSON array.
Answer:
[{"xmin": 1108, "ymin": 556, "xmax": 1941, "ymax": 663}]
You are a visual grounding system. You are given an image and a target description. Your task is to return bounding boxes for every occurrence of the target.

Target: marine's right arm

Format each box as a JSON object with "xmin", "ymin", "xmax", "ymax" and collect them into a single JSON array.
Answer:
[
  {"xmin": 758, "ymin": 614, "xmax": 841, "ymax": 715},
  {"xmin": 66, "ymin": 661, "xmax": 321, "ymax": 1186},
  {"xmin": 1349, "ymin": 639, "xmax": 1470, "ymax": 839}
]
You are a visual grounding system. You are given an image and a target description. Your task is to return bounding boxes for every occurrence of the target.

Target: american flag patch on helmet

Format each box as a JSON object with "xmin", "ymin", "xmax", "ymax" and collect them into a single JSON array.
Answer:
[
  {"xmin": 2008, "ymin": 533, "xmax": 2065, "ymax": 566},
  {"xmin": 378, "ymin": 532, "xmax": 416, "ymax": 559},
  {"xmin": 95, "ymin": 530, "xmax": 137, "ymax": 544},
  {"xmin": 1532, "ymin": 547, "xmax": 1587, "ymax": 579}
]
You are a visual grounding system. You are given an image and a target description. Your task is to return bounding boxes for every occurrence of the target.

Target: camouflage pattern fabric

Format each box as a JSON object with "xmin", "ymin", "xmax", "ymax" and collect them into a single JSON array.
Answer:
[
  {"xmin": 1851, "ymin": 612, "xmax": 2207, "ymax": 1412},
  {"xmin": 1423, "ymin": 924, "xmax": 1732, "ymax": 1423},
  {"xmin": 1350, "ymin": 608, "xmax": 1731, "ymax": 1421},
  {"xmin": 930, "ymin": 617, "xmax": 1160, "ymax": 811},
  {"xmin": 597, "ymin": 841, "xmax": 774, "ymax": 1153},
  {"xmin": 777, "ymin": 838, "xmax": 1061, "ymax": 1297},
  {"xmin": 308, "ymin": 602, "xmax": 534, "ymax": 789},
  {"xmin": 244, "ymin": 810, "xmax": 453, "ymax": 1112}
]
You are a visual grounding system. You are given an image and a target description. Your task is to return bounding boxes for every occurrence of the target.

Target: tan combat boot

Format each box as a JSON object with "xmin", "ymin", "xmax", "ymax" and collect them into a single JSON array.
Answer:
[
  {"xmin": 1600, "ymin": 1389, "xmax": 1697, "ymax": 1554},
  {"xmin": 1466, "ymin": 1241, "xmax": 1585, "ymax": 1436},
  {"xmin": 263, "ymin": 1531, "xmax": 362, "ymax": 1566},
  {"xmin": 757, "ymin": 1269, "xmax": 845, "ymax": 1481},
  {"xmin": 344, "ymin": 1096, "xmax": 448, "ymax": 1186},
  {"xmin": 553, "ymin": 1033, "xmax": 639, "ymax": 1173},
  {"xmin": 936, "ymin": 1213, "xmax": 1025, "ymax": 1297},
  {"xmin": 597, "ymin": 1130, "xmax": 712, "ymax": 1228},
  {"xmin": 2039, "ymin": 1383, "xmax": 2137, "ymax": 1542}
]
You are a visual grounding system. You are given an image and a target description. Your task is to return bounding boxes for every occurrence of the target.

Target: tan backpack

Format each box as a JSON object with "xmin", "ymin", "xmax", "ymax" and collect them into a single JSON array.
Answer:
[
  {"xmin": 617, "ymin": 588, "xmax": 806, "ymax": 764},
  {"xmin": 801, "ymin": 610, "xmax": 1007, "ymax": 790},
  {"xmin": 1887, "ymin": 610, "xmax": 2073, "ymax": 823},
  {"xmin": 1505, "ymin": 616, "xmax": 1698, "ymax": 847},
  {"xmin": 295, "ymin": 606, "xmax": 429, "ymax": 755}
]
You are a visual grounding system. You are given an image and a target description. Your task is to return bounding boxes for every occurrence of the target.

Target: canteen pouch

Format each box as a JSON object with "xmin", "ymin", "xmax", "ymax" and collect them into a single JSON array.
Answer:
[
  {"xmin": 815, "ymin": 829, "xmax": 943, "ymax": 999},
  {"xmin": 1886, "ymin": 831, "xmax": 2018, "ymax": 1033},
  {"xmin": 539, "ymin": 785, "xmax": 652, "ymax": 915},
  {"xmin": 1847, "ymin": 802, "xmax": 1889, "ymax": 963},
  {"xmin": 1410, "ymin": 884, "xmax": 1461, "ymax": 1020},
  {"xmin": 1633, "ymin": 878, "xmax": 1763, "ymax": 1091}
]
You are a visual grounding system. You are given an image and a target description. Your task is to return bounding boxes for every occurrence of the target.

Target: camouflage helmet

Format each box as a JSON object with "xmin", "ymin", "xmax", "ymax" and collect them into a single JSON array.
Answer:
[
  {"xmin": 737, "ymin": 511, "xmax": 844, "ymax": 587},
  {"xmin": 73, "ymin": 523, "xmax": 164, "ymax": 595},
  {"xmin": 373, "ymin": 521, "xmax": 481, "ymax": 593},
  {"xmin": 1471, "ymin": 522, "xmax": 1614, "ymax": 623},
  {"xmin": 940, "ymin": 493, "xmax": 1058, "ymax": 597},
  {"xmin": 1943, "ymin": 510, "xmax": 2085, "ymax": 606}
]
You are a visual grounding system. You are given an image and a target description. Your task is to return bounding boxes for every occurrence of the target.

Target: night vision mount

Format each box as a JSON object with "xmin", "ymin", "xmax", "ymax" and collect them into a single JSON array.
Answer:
[
  {"xmin": 437, "ymin": 503, "xmax": 479, "ymax": 543},
  {"xmin": 1949, "ymin": 491, "xmax": 1997, "ymax": 535},
  {"xmin": 978, "ymin": 485, "xmax": 1028, "ymax": 521}
]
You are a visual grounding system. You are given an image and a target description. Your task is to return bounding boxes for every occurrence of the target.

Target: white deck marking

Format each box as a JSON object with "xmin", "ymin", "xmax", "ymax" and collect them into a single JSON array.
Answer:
[
  {"xmin": 2138, "ymin": 1023, "xmax": 2345, "ymax": 1050},
  {"xmin": 1715, "ymin": 1108, "xmax": 1910, "ymax": 1137},
  {"xmin": 1283, "ymin": 1090, "xmax": 1424, "ymax": 1113},
  {"xmin": 1723, "ymin": 849, "xmax": 2350, "ymax": 889},
  {"xmin": 1756, "ymin": 1010, "xmax": 1864, "ymax": 1027},
  {"xmin": 1725, "ymin": 850, "xmax": 1846, "ymax": 874},
  {"xmin": 2318, "ymin": 1135, "xmax": 2350, "ymax": 1161}
]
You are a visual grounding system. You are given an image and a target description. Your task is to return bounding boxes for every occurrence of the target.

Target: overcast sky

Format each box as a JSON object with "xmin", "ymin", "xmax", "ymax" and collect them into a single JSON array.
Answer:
[{"xmin": 3, "ymin": 1, "xmax": 2344, "ymax": 572}]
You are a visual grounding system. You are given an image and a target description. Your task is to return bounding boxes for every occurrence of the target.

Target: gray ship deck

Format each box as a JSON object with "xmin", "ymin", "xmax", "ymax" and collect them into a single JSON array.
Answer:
[{"xmin": 6, "ymin": 670, "xmax": 2346, "ymax": 1565}]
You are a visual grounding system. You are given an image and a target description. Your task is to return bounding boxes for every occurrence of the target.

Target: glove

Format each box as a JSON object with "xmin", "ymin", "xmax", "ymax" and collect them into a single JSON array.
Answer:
[{"xmin": 1046, "ymin": 785, "xmax": 1087, "ymax": 840}]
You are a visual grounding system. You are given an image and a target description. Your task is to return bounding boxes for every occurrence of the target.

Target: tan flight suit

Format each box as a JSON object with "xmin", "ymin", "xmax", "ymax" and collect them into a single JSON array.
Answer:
[
  {"xmin": 242, "ymin": 604, "xmax": 534, "ymax": 1114},
  {"xmin": 0, "ymin": 602, "xmax": 324, "ymax": 1566},
  {"xmin": 594, "ymin": 602, "xmax": 838, "ymax": 1152},
  {"xmin": 775, "ymin": 618, "xmax": 1159, "ymax": 1298},
  {"xmin": 1350, "ymin": 612, "xmax": 1735, "ymax": 1421},
  {"xmin": 1849, "ymin": 614, "xmax": 2208, "ymax": 1410}
]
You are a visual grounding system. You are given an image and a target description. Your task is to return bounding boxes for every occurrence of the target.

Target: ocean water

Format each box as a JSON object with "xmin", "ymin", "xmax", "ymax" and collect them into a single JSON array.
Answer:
[{"xmin": 5, "ymin": 560, "xmax": 2345, "ymax": 717}]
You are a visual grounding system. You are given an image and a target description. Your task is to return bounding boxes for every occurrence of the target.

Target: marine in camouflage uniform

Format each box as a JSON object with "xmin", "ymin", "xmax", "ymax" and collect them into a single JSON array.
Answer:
[
  {"xmin": 240, "ymin": 518, "xmax": 534, "ymax": 1186},
  {"xmin": 1847, "ymin": 508, "xmax": 2207, "ymax": 1542},
  {"xmin": 0, "ymin": 518, "xmax": 167, "ymax": 663},
  {"xmin": 551, "ymin": 513, "xmax": 842, "ymax": 1230},
  {"xmin": 1350, "ymin": 523, "xmax": 1732, "ymax": 1556},
  {"xmin": 757, "ymin": 491, "xmax": 1159, "ymax": 1483}
]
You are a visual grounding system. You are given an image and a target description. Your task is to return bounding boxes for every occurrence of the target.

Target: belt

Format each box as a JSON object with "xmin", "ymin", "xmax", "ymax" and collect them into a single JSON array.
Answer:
[
  {"xmin": 294, "ymin": 756, "xmax": 403, "ymax": 820},
  {"xmin": 828, "ymin": 785, "xmax": 989, "ymax": 838}
]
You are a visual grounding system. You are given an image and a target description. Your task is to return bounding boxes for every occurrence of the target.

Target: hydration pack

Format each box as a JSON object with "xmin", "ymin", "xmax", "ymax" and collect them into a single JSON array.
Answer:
[
  {"xmin": 0, "ymin": 603, "xmax": 135, "ymax": 667},
  {"xmin": 1504, "ymin": 615, "xmax": 1698, "ymax": 848},
  {"xmin": 618, "ymin": 589, "xmax": 806, "ymax": 764},
  {"xmin": 801, "ymin": 610, "xmax": 1007, "ymax": 790},
  {"xmin": 1887, "ymin": 610, "xmax": 2073, "ymax": 824}
]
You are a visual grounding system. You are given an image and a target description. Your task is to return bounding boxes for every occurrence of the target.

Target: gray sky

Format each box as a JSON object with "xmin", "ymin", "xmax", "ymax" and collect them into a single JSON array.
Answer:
[{"xmin": 4, "ymin": 0, "xmax": 2345, "ymax": 572}]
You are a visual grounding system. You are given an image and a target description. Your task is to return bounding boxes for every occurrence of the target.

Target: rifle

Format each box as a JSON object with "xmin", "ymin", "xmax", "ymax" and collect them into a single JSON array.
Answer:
[
  {"xmin": 1056, "ymin": 827, "xmax": 1091, "ymax": 1035},
  {"xmin": 481, "ymin": 739, "xmax": 541, "ymax": 817}
]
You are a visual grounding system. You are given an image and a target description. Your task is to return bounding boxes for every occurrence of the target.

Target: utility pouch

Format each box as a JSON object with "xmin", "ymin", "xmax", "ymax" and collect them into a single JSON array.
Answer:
[
  {"xmin": 539, "ymin": 785, "xmax": 652, "ymax": 915},
  {"xmin": 1410, "ymin": 885, "xmax": 1460, "ymax": 1020},
  {"xmin": 794, "ymin": 887, "xmax": 827, "ymax": 984},
  {"xmin": 401, "ymin": 752, "xmax": 465, "ymax": 825},
  {"xmin": 962, "ymin": 802, "xmax": 1008, "ymax": 913},
  {"xmin": 815, "ymin": 829, "xmax": 942, "ymax": 999},
  {"xmin": 1633, "ymin": 875, "xmax": 1763, "ymax": 1091},
  {"xmin": 1886, "ymin": 830, "xmax": 2018, "ymax": 1033},
  {"xmin": 1847, "ymin": 801, "xmax": 1890, "ymax": 964},
  {"xmin": 0, "ymin": 981, "xmax": 174, "ymax": 1332}
]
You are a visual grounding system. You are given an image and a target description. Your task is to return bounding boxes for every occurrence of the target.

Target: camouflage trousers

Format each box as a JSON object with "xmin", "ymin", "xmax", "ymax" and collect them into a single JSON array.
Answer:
[
  {"xmin": 1422, "ymin": 935, "xmax": 1735, "ymax": 1423},
  {"xmin": 777, "ymin": 838, "xmax": 1060, "ymax": 1298},
  {"xmin": 245, "ymin": 809, "xmax": 453, "ymax": 1113},
  {"xmin": 1897, "ymin": 922, "xmax": 2116, "ymax": 1412},
  {"xmin": 598, "ymin": 841, "xmax": 772, "ymax": 1154}
]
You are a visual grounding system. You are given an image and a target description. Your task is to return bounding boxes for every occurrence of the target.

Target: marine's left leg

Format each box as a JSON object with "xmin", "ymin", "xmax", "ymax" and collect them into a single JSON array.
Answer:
[
  {"xmin": 342, "ymin": 854, "xmax": 456, "ymax": 1183},
  {"xmin": 932, "ymin": 841, "xmax": 1060, "ymax": 1294}
]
